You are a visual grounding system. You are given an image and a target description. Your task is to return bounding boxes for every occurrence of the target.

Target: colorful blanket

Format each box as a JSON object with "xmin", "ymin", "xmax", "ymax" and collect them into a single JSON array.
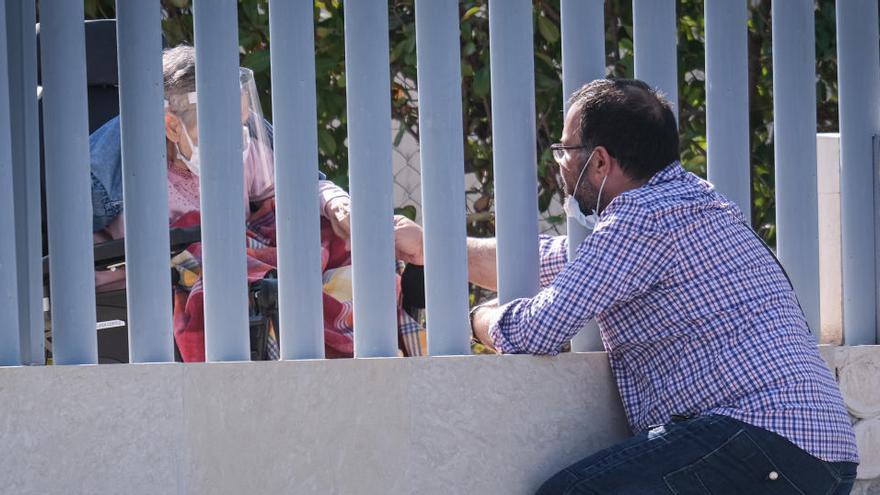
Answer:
[{"xmin": 170, "ymin": 200, "xmax": 425, "ymax": 361}]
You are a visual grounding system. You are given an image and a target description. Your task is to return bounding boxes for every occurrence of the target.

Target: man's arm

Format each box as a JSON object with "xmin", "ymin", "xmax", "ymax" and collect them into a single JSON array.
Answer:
[
  {"xmin": 487, "ymin": 218, "xmax": 671, "ymax": 355},
  {"xmin": 392, "ymin": 218, "xmax": 567, "ymax": 292},
  {"xmin": 466, "ymin": 237, "xmax": 498, "ymax": 291}
]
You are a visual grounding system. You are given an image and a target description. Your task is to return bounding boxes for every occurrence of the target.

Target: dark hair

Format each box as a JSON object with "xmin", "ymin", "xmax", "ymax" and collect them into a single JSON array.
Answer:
[{"xmin": 568, "ymin": 79, "xmax": 679, "ymax": 180}]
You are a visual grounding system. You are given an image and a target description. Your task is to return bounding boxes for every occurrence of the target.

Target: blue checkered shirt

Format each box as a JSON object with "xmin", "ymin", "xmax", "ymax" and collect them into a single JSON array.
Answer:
[{"xmin": 489, "ymin": 162, "xmax": 858, "ymax": 463}]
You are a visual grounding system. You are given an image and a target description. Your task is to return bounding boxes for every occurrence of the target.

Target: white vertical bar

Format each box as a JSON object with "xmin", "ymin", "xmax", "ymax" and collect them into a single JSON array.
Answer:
[
  {"xmin": 269, "ymin": 0, "xmax": 325, "ymax": 359},
  {"xmin": 561, "ymin": 0, "xmax": 605, "ymax": 352},
  {"xmin": 705, "ymin": 0, "xmax": 750, "ymax": 219},
  {"xmin": 489, "ymin": 0, "xmax": 540, "ymax": 303},
  {"xmin": 40, "ymin": 0, "xmax": 98, "ymax": 364},
  {"xmin": 116, "ymin": 0, "xmax": 174, "ymax": 362},
  {"xmin": 632, "ymin": 0, "xmax": 678, "ymax": 117},
  {"xmin": 6, "ymin": 0, "xmax": 42, "ymax": 364},
  {"xmin": 414, "ymin": 0, "xmax": 471, "ymax": 356},
  {"xmin": 0, "ymin": 0, "xmax": 21, "ymax": 366},
  {"xmin": 837, "ymin": 0, "xmax": 880, "ymax": 345},
  {"xmin": 343, "ymin": 0, "xmax": 398, "ymax": 358},
  {"xmin": 772, "ymin": 0, "xmax": 820, "ymax": 337},
  {"xmin": 193, "ymin": 0, "xmax": 251, "ymax": 361}
]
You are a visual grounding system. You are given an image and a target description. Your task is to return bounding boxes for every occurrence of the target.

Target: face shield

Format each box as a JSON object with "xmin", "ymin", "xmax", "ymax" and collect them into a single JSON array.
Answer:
[{"xmin": 165, "ymin": 67, "xmax": 275, "ymax": 204}]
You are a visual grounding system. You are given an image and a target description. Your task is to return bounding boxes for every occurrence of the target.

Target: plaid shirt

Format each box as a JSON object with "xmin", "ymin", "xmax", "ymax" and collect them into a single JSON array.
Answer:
[{"xmin": 490, "ymin": 162, "xmax": 858, "ymax": 463}]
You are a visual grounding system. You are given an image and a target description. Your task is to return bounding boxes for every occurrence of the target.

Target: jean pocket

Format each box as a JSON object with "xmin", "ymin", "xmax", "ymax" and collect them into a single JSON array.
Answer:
[{"xmin": 663, "ymin": 430, "xmax": 805, "ymax": 495}]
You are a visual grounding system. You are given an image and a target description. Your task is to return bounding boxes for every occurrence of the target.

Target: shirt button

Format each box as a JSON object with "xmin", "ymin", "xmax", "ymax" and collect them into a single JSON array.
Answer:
[{"xmin": 768, "ymin": 471, "xmax": 779, "ymax": 481}]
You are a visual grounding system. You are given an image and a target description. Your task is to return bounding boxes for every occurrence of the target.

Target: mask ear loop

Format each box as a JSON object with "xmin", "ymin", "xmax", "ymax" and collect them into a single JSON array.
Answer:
[
  {"xmin": 595, "ymin": 174, "xmax": 608, "ymax": 215},
  {"xmin": 571, "ymin": 149, "xmax": 595, "ymax": 196}
]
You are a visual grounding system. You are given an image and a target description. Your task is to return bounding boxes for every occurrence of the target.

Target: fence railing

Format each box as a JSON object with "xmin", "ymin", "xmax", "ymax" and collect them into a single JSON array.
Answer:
[{"xmin": 2, "ymin": 0, "xmax": 879, "ymax": 367}]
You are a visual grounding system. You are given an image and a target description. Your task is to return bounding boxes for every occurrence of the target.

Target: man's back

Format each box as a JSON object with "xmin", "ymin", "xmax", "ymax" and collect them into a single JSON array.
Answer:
[{"xmin": 597, "ymin": 161, "xmax": 857, "ymax": 463}]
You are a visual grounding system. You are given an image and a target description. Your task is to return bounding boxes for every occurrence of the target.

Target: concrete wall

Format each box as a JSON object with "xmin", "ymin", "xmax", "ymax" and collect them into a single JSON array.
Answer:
[
  {"xmin": 0, "ymin": 352, "xmax": 629, "ymax": 494},
  {"xmin": 1, "ymin": 348, "xmax": 878, "ymax": 494}
]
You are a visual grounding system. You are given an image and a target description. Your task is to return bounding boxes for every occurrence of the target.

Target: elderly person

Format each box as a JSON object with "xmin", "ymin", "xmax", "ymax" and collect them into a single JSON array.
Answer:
[
  {"xmin": 91, "ymin": 45, "xmax": 351, "ymax": 293},
  {"xmin": 90, "ymin": 45, "xmax": 425, "ymax": 360},
  {"xmin": 90, "ymin": 45, "xmax": 350, "ymax": 262},
  {"xmin": 396, "ymin": 79, "xmax": 858, "ymax": 494}
]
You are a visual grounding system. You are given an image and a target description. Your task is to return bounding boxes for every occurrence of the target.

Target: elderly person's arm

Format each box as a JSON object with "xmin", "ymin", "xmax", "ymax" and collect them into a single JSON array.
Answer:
[{"xmin": 320, "ymin": 180, "xmax": 351, "ymax": 244}]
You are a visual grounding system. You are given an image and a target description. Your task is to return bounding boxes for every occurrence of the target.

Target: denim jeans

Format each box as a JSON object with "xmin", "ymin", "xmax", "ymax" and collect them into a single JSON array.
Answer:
[{"xmin": 536, "ymin": 414, "xmax": 857, "ymax": 495}]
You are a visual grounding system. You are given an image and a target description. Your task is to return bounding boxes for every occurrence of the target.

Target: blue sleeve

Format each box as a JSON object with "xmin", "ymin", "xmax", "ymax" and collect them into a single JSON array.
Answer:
[{"xmin": 89, "ymin": 116, "xmax": 124, "ymax": 232}]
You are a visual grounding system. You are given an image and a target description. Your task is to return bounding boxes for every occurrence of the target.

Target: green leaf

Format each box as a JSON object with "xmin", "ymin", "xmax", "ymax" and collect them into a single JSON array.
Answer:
[
  {"xmin": 393, "ymin": 125, "xmax": 407, "ymax": 147},
  {"xmin": 462, "ymin": 6, "xmax": 482, "ymax": 22},
  {"xmin": 318, "ymin": 128, "xmax": 337, "ymax": 155},
  {"xmin": 394, "ymin": 205, "xmax": 418, "ymax": 221},
  {"xmin": 536, "ymin": 16, "xmax": 559, "ymax": 44},
  {"xmin": 242, "ymin": 49, "xmax": 270, "ymax": 73},
  {"xmin": 473, "ymin": 67, "xmax": 490, "ymax": 97}
]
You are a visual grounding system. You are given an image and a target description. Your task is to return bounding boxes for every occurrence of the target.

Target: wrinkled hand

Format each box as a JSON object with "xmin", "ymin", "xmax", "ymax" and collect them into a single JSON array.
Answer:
[
  {"xmin": 324, "ymin": 196, "xmax": 351, "ymax": 247},
  {"xmin": 393, "ymin": 215, "xmax": 424, "ymax": 266}
]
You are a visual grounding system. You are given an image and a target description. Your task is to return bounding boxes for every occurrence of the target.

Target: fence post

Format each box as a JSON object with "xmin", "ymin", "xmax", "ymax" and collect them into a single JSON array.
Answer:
[
  {"xmin": 704, "ymin": 0, "xmax": 750, "ymax": 219},
  {"xmin": 116, "ymin": 0, "xmax": 174, "ymax": 362},
  {"xmin": 561, "ymin": 0, "xmax": 605, "ymax": 352},
  {"xmin": 0, "ymin": 0, "xmax": 21, "ymax": 366},
  {"xmin": 837, "ymin": 0, "xmax": 880, "ymax": 345},
  {"xmin": 489, "ymin": 0, "xmax": 540, "ymax": 303},
  {"xmin": 193, "ymin": 0, "xmax": 251, "ymax": 361},
  {"xmin": 39, "ymin": 0, "xmax": 98, "ymax": 364},
  {"xmin": 7, "ymin": 0, "xmax": 43, "ymax": 365},
  {"xmin": 414, "ymin": 0, "xmax": 471, "ymax": 356},
  {"xmin": 343, "ymin": 0, "xmax": 399, "ymax": 358},
  {"xmin": 268, "ymin": 0, "xmax": 325, "ymax": 359},
  {"xmin": 632, "ymin": 0, "xmax": 678, "ymax": 117},
  {"xmin": 772, "ymin": 0, "xmax": 821, "ymax": 337}
]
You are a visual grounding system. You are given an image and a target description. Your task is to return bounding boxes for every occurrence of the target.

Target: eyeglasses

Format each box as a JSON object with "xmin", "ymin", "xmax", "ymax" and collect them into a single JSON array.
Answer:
[{"xmin": 550, "ymin": 143, "xmax": 590, "ymax": 164}]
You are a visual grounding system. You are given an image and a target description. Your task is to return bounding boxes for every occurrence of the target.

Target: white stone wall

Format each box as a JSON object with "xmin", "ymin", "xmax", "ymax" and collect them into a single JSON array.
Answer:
[{"xmin": 819, "ymin": 346, "xmax": 880, "ymax": 493}]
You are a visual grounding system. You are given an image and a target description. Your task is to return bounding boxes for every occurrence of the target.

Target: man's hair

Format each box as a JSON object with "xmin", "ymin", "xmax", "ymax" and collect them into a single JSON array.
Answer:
[
  {"xmin": 568, "ymin": 79, "xmax": 679, "ymax": 180},
  {"xmin": 163, "ymin": 45, "xmax": 197, "ymax": 126}
]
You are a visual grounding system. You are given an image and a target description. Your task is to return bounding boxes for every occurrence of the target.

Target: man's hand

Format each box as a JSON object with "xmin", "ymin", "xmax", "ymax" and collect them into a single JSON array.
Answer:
[
  {"xmin": 393, "ymin": 215, "xmax": 424, "ymax": 265},
  {"xmin": 324, "ymin": 196, "xmax": 351, "ymax": 247},
  {"xmin": 470, "ymin": 298, "xmax": 501, "ymax": 352}
]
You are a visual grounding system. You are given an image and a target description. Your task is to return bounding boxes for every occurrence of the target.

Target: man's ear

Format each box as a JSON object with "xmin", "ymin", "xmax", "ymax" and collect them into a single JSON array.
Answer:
[
  {"xmin": 165, "ymin": 112, "xmax": 181, "ymax": 144},
  {"xmin": 592, "ymin": 146, "xmax": 614, "ymax": 177}
]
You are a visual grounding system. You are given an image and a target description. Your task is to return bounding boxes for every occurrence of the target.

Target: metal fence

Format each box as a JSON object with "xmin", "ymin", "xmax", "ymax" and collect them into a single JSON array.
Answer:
[{"xmin": 2, "ymin": 0, "xmax": 879, "ymax": 367}]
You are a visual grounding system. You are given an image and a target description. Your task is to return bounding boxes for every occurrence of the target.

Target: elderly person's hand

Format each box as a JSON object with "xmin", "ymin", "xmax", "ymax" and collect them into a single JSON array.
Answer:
[
  {"xmin": 324, "ymin": 196, "xmax": 352, "ymax": 247},
  {"xmin": 393, "ymin": 215, "xmax": 424, "ymax": 266}
]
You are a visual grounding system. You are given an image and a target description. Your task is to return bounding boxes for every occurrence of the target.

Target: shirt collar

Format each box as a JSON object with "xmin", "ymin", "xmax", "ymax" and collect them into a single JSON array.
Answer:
[{"xmin": 646, "ymin": 161, "xmax": 685, "ymax": 186}]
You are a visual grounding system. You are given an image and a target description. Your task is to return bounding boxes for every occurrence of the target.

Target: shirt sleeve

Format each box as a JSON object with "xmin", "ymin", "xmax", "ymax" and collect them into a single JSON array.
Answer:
[
  {"xmin": 490, "ymin": 210, "xmax": 672, "ymax": 355},
  {"xmin": 538, "ymin": 235, "xmax": 568, "ymax": 288},
  {"xmin": 318, "ymin": 180, "xmax": 350, "ymax": 214}
]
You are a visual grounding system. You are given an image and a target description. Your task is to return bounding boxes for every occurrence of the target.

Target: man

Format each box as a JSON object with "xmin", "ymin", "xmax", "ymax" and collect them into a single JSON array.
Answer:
[{"xmin": 397, "ymin": 79, "xmax": 859, "ymax": 494}]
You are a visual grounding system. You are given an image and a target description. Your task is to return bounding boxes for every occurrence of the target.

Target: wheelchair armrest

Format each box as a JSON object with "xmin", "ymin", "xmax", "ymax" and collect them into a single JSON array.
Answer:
[{"xmin": 42, "ymin": 226, "xmax": 203, "ymax": 282}]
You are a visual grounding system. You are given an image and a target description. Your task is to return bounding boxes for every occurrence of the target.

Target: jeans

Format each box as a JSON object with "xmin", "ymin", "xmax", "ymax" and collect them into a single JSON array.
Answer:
[{"xmin": 536, "ymin": 414, "xmax": 857, "ymax": 495}]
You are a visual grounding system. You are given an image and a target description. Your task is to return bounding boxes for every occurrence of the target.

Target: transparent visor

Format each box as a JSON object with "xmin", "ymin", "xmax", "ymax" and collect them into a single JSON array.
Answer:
[{"xmin": 165, "ymin": 67, "xmax": 275, "ymax": 200}]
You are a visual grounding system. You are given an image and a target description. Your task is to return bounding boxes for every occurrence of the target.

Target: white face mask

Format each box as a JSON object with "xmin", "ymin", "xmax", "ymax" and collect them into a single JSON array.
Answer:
[
  {"xmin": 176, "ymin": 122, "xmax": 201, "ymax": 176},
  {"xmin": 176, "ymin": 123, "xmax": 252, "ymax": 177},
  {"xmin": 562, "ymin": 150, "xmax": 608, "ymax": 232}
]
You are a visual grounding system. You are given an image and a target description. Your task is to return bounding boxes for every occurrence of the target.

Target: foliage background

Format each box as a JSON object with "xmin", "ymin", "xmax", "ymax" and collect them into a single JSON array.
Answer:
[{"xmin": 85, "ymin": 0, "xmax": 842, "ymax": 246}]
